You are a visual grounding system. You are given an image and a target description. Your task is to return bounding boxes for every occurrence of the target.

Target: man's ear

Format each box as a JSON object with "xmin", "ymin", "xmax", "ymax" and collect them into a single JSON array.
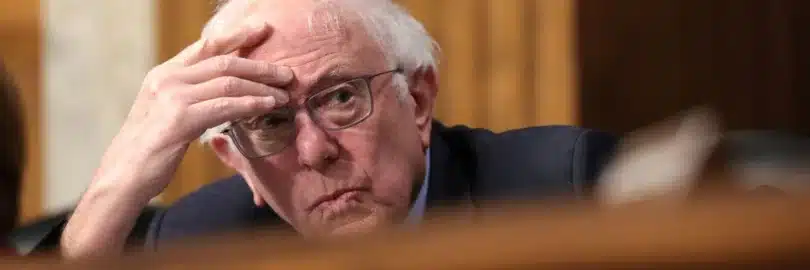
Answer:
[
  {"xmin": 407, "ymin": 67, "xmax": 438, "ymax": 148},
  {"xmin": 210, "ymin": 136, "xmax": 240, "ymax": 169},
  {"xmin": 210, "ymin": 136, "xmax": 265, "ymax": 206}
]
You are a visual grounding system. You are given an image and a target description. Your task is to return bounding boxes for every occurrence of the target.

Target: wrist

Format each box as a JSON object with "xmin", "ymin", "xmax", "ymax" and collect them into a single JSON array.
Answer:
[
  {"xmin": 63, "ymin": 177, "xmax": 152, "ymax": 259},
  {"xmin": 82, "ymin": 180, "xmax": 154, "ymax": 211},
  {"xmin": 87, "ymin": 165, "xmax": 158, "ymax": 208}
]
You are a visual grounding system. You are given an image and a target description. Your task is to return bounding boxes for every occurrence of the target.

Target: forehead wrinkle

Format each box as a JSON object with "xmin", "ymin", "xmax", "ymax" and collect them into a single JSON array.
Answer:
[
  {"xmin": 244, "ymin": 10, "xmax": 352, "ymax": 66},
  {"xmin": 238, "ymin": 0, "xmax": 384, "ymax": 94},
  {"xmin": 307, "ymin": 3, "xmax": 345, "ymax": 36},
  {"xmin": 284, "ymin": 62, "xmax": 353, "ymax": 103},
  {"xmin": 245, "ymin": 30, "xmax": 346, "ymax": 69},
  {"xmin": 327, "ymin": 64, "xmax": 347, "ymax": 77}
]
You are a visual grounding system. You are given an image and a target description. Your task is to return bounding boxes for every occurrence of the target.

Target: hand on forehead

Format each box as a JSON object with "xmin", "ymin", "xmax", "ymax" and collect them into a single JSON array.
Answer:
[{"xmin": 200, "ymin": 0, "xmax": 385, "ymax": 93}]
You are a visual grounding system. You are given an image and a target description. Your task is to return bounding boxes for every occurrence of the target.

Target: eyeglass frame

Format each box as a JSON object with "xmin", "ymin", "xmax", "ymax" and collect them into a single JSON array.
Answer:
[{"xmin": 221, "ymin": 66, "xmax": 405, "ymax": 159}]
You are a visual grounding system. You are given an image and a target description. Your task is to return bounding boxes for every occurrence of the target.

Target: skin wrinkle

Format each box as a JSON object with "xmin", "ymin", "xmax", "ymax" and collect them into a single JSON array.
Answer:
[
  {"xmin": 200, "ymin": 0, "xmax": 439, "ymax": 142},
  {"xmin": 57, "ymin": 1, "xmax": 438, "ymax": 258},
  {"xmin": 250, "ymin": 20, "xmax": 349, "ymax": 66},
  {"xmin": 246, "ymin": 33, "xmax": 344, "ymax": 68},
  {"xmin": 278, "ymin": 20, "xmax": 377, "ymax": 230},
  {"xmin": 203, "ymin": 0, "xmax": 433, "ymax": 238},
  {"xmin": 307, "ymin": 2, "xmax": 344, "ymax": 36},
  {"xmin": 243, "ymin": 16, "xmax": 379, "ymax": 106}
]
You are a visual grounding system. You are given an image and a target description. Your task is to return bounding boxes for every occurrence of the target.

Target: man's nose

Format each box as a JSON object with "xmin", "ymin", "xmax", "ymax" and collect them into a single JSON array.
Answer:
[{"xmin": 294, "ymin": 114, "xmax": 339, "ymax": 170}]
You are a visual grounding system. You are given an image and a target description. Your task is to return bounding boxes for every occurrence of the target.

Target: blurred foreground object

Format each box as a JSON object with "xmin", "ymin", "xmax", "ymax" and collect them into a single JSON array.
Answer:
[
  {"xmin": 4, "ymin": 195, "xmax": 810, "ymax": 269},
  {"xmin": 5, "ymin": 206, "xmax": 161, "ymax": 256},
  {"xmin": 596, "ymin": 108, "xmax": 722, "ymax": 205},
  {"xmin": 597, "ymin": 107, "xmax": 810, "ymax": 205},
  {"xmin": 0, "ymin": 61, "xmax": 25, "ymax": 245},
  {"xmin": 3, "ymin": 107, "xmax": 810, "ymax": 268},
  {"xmin": 726, "ymin": 131, "xmax": 810, "ymax": 195}
]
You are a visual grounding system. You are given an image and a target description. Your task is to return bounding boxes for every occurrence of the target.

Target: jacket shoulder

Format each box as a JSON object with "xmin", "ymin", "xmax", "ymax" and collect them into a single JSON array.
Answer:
[
  {"xmin": 147, "ymin": 175, "xmax": 281, "ymax": 249},
  {"xmin": 439, "ymin": 124, "xmax": 618, "ymax": 200}
]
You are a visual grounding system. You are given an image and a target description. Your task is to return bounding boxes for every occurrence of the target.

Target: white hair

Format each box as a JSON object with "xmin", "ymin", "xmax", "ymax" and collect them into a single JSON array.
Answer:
[{"xmin": 199, "ymin": 0, "xmax": 440, "ymax": 144}]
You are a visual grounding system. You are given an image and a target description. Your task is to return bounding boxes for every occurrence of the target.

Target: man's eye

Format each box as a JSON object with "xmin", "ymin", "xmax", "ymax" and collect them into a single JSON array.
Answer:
[
  {"xmin": 330, "ymin": 89, "xmax": 355, "ymax": 104},
  {"xmin": 242, "ymin": 108, "xmax": 294, "ymax": 131},
  {"xmin": 256, "ymin": 115, "xmax": 289, "ymax": 129}
]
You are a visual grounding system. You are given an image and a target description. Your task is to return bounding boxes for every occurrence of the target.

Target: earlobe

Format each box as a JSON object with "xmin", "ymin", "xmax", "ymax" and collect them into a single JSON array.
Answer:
[
  {"xmin": 210, "ymin": 136, "xmax": 265, "ymax": 207},
  {"xmin": 253, "ymin": 193, "xmax": 265, "ymax": 206}
]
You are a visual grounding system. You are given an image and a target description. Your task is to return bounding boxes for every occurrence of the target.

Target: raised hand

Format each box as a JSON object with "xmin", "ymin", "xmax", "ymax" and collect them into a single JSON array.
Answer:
[{"xmin": 62, "ymin": 20, "xmax": 291, "ymax": 258}]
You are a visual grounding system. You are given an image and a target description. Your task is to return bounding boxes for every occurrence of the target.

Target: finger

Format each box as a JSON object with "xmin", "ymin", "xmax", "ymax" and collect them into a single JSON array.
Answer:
[
  {"xmin": 188, "ymin": 96, "xmax": 280, "ymax": 130},
  {"xmin": 179, "ymin": 56, "xmax": 294, "ymax": 86},
  {"xmin": 169, "ymin": 21, "xmax": 271, "ymax": 66},
  {"xmin": 188, "ymin": 76, "xmax": 290, "ymax": 104}
]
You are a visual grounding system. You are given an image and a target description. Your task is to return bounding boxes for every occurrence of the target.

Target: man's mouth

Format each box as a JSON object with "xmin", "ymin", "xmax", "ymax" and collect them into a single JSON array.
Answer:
[{"xmin": 307, "ymin": 188, "xmax": 367, "ymax": 211}]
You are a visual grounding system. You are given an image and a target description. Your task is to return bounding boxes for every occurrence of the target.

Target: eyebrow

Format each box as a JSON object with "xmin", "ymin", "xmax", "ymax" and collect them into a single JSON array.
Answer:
[{"xmin": 306, "ymin": 65, "xmax": 360, "ymax": 94}]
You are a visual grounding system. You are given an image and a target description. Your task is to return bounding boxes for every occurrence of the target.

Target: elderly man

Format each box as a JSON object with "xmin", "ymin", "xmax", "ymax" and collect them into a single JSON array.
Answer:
[{"xmin": 61, "ymin": 0, "xmax": 617, "ymax": 258}]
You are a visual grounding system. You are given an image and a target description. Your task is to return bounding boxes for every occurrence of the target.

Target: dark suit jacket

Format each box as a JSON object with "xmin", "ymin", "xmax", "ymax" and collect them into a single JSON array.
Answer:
[{"xmin": 146, "ymin": 121, "xmax": 618, "ymax": 250}]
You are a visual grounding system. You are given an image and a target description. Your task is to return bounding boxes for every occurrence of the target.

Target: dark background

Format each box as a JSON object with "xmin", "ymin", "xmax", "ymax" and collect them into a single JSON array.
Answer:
[{"xmin": 579, "ymin": 0, "xmax": 810, "ymax": 135}]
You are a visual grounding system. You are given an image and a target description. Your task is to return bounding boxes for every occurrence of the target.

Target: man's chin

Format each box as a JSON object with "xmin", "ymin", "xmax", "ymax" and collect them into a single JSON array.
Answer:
[
  {"xmin": 325, "ymin": 213, "xmax": 384, "ymax": 237},
  {"xmin": 329, "ymin": 220, "xmax": 378, "ymax": 236},
  {"xmin": 299, "ymin": 201, "xmax": 399, "ymax": 238}
]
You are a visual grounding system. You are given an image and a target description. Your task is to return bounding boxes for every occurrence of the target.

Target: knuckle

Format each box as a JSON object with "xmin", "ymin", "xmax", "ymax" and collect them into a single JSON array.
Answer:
[
  {"xmin": 143, "ymin": 70, "xmax": 166, "ymax": 91},
  {"xmin": 143, "ymin": 68, "xmax": 160, "ymax": 82},
  {"xmin": 213, "ymin": 56, "xmax": 237, "ymax": 74},
  {"xmin": 145, "ymin": 78, "xmax": 168, "ymax": 95},
  {"xmin": 245, "ymin": 98, "xmax": 264, "ymax": 111},
  {"xmin": 166, "ymin": 101, "xmax": 185, "ymax": 115},
  {"xmin": 156, "ymin": 86, "xmax": 195, "ymax": 107},
  {"xmin": 155, "ymin": 89, "xmax": 180, "ymax": 104},
  {"xmin": 265, "ymin": 64, "xmax": 290, "ymax": 81},
  {"xmin": 260, "ymin": 62, "xmax": 277, "ymax": 75},
  {"xmin": 159, "ymin": 96, "xmax": 187, "ymax": 123},
  {"xmin": 165, "ymin": 109, "xmax": 187, "ymax": 129},
  {"xmin": 219, "ymin": 76, "xmax": 243, "ymax": 95},
  {"xmin": 199, "ymin": 38, "xmax": 222, "ymax": 54},
  {"xmin": 142, "ymin": 64, "xmax": 181, "ymax": 93},
  {"xmin": 211, "ymin": 98, "xmax": 232, "ymax": 112}
]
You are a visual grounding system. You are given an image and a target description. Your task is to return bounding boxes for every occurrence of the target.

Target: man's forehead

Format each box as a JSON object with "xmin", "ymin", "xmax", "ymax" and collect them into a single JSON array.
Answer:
[
  {"xmin": 258, "ymin": 5, "xmax": 352, "ymax": 48},
  {"xmin": 219, "ymin": 1, "xmax": 365, "ymax": 60},
  {"xmin": 215, "ymin": 0, "xmax": 351, "ymax": 35},
  {"xmin": 213, "ymin": 0, "xmax": 386, "ymax": 80},
  {"xmin": 253, "ymin": 20, "xmax": 355, "ymax": 66}
]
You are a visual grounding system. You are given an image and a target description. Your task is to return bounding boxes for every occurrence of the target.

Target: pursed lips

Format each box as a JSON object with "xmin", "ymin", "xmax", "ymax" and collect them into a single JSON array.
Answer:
[{"xmin": 306, "ymin": 187, "xmax": 368, "ymax": 211}]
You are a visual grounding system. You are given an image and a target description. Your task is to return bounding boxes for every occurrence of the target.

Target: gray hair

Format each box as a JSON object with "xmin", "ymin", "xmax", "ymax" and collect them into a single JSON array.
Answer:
[{"xmin": 199, "ymin": 0, "xmax": 440, "ymax": 144}]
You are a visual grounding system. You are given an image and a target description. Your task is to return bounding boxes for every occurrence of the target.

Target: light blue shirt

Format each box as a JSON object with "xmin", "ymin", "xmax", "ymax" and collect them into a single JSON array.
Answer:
[{"xmin": 404, "ymin": 149, "xmax": 430, "ymax": 225}]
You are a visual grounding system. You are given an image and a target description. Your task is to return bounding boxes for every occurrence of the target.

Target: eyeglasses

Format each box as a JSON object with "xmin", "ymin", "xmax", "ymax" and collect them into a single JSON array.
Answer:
[{"xmin": 222, "ymin": 67, "xmax": 404, "ymax": 158}]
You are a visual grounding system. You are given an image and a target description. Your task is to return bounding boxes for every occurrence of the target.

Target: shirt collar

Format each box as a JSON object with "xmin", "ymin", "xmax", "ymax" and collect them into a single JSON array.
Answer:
[{"xmin": 404, "ymin": 148, "xmax": 430, "ymax": 225}]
